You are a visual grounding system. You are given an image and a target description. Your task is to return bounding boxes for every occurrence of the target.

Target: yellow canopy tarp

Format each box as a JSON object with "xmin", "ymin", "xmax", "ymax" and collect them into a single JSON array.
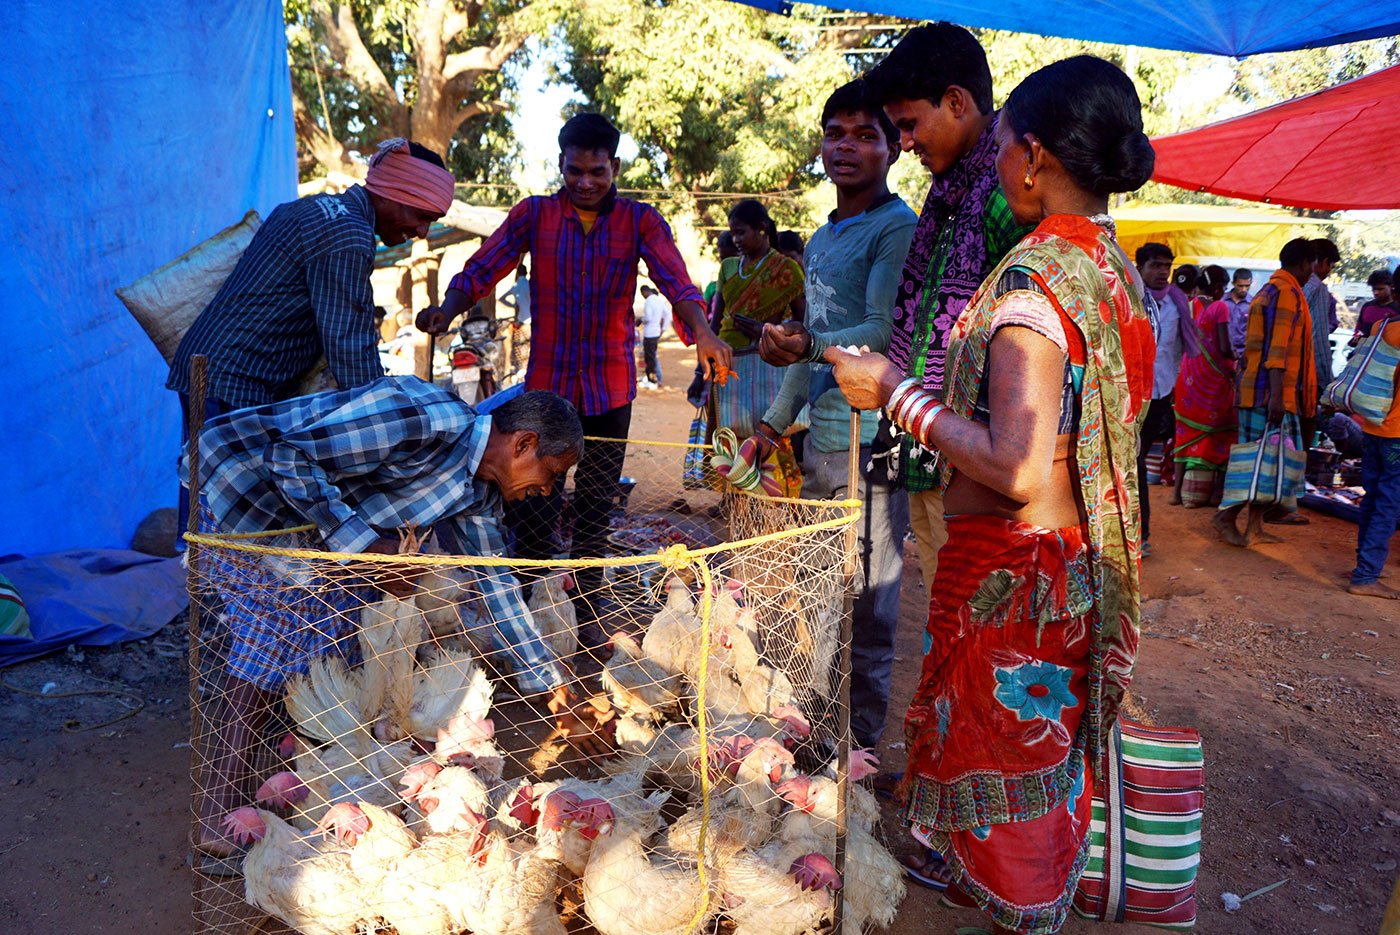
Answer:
[{"xmin": 1114, "ymin": 203, "xmax": 1326, "ymax": 263}]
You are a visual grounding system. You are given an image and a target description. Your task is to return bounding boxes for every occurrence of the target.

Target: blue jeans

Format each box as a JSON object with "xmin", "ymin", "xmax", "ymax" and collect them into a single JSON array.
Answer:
[
  {"xmin": 802, "ymin": 444, "xmax": 909, "ymax": 748},
  {"xmin": 1351, "ymin": 433, "xmax": 1400, "ymax": 585}
]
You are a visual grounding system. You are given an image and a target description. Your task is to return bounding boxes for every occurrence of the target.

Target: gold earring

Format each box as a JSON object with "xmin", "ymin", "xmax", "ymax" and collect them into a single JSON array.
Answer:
[{"xmin": 1024, "ymin": 170, "xmax": 1034, "ymax": 189}]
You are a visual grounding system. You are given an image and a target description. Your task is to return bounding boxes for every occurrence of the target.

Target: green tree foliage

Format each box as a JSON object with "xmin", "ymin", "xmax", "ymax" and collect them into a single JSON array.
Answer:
[
  {"xmin": 285, "ymin": 0, "xmax": 562, "ymax": 183},
  {"xmin": 555, "ymin": 1, "xmax": 856, "ymax": 234}
]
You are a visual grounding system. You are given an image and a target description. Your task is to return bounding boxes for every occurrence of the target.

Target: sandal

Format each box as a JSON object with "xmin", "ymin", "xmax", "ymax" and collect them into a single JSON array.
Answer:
[
  {"xmin": 900, "ymin": 847, "xmax": 951, "ymax": 892},
  {"xmin": 871, "ymin": 770, "xmax": 903, "ymax": 801},
  {"xmin": 193, "ymin": 850, "xmax": 246, "ymax": 878}
]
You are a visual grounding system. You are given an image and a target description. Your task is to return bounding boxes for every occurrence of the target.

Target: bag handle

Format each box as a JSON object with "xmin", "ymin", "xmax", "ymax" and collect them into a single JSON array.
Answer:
[
  {"xmin": 1104, "ymin": 719, "xmax": 1127, "ymax": 922},
  {"xmin": 1342, "ymin": 327, "xmax": 1386, "ymax": 412},
  {"xmin": 1245, "ymin": 420, "xmax": 1271, "ymax": 503}
]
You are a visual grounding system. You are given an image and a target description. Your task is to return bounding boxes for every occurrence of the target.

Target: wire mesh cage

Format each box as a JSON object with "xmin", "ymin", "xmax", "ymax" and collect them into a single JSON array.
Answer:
[{"xmin": 185, "ymin": 428, "xmax": 905, "ymax": 935}]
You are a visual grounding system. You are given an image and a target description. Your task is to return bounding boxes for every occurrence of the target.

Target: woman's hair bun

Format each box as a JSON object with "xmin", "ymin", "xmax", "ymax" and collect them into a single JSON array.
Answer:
[
  {"xmin": 1097, "ymin": 131, "xmax": 1156, "ymax": 195},
  {"xmin": 1004, "ymin": 55, "xmax": 1156, "ymax": 197}
]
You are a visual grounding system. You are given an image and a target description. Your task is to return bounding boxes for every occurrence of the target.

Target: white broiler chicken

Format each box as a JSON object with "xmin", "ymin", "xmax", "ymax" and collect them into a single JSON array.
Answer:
[
  {"xmin": 641, "ymin": 580, "xmax": 702, "ymax": 678},
  {"xmin": 527, "ymin": 571, "xmax": 579, "ymax": 666},
  {"xmin": 602, "ymin": 723, "xmax": 703, "ymax": 799},
  {"xmin": 661, "ymin": 735, "xmax": 792, "ymax": 856},
  {"xmin": 510, "ymin": 768, "xmax": 664, "ymax": 876},
  {"xmin": 415, "ymin": 566, "xmax": 470, "ymax": 638},
  {"xmin": 405, "ymin": 646, "xmax": 493, "ymax": 742},
  {"xmin": 283, "ymin": 655, "xmax": 374, "ymax": 746},
  {"xmin": 709, "ymin": 704, "xmax": 813, "ymax": 751},
  {"xmin": 777, "ymin": 750, "xmax": 883, "ymax": 837},
  {"xmin": 602, "ymin": 631, "xmax": 681, "ymax": 723},
  {"xmin": 718, "ymin": 843, "xmax": 843, "ymax": 935},
  {"xmin": 273, "ymin": 732, "xmax": 416, "ymax": 829},
  {"xmin": 718, "ymin": 610, "xmax": 795, "ymax": 717},
  {"xmin": 376, "ymin": 829, "xmax": 484, "ymax": 935},
  {"xmin": 612, "ymin": 713, "xmax": 658, "ymax": 755},
  {"xmin": 315, "ymin": 801, "xmax": 419, "ymax": 890},
  {"xmin": 431, "ymin": 710, "xmax": 505, "ymax": 783},
  {"xmin": 222, "ymin": 807, "xmax": 370, "ymax": 935},
  {"xmin": 358, "ymin": 592, "xmax": 427, "ymax": 742},
  {"xmin": 393, "ymin": 804, "xmax": 570, "ymax": 935},
  {"xmin": 408, "ymin": 761, "xmax": 500, "ymax": 836},
  {"xmin": 582, "ymin": 805, "xmax": 719, "ymax": 935},
  {"xmin": 774, "ymin": 771, "xmax": 905, "ymax": 932}
]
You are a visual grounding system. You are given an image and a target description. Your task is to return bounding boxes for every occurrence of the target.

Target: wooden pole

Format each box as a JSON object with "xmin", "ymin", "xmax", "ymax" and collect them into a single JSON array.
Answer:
[
  {"xmin": 831, "ymin": 407, "xmax": 861, "ymax": 935},
  {"xmin": 184, "ymin": 354, "xmax": 209, "ymax": 857},
  {"xmin": 411, "ymin": 239, "xmax": 435, "ymax": 381}
]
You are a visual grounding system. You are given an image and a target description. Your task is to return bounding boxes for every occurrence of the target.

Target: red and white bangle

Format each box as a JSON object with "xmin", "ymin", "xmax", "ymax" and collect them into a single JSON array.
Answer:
[{"xmin": 887, "ymin": 378, "xmax": 948, "ymax": 446}]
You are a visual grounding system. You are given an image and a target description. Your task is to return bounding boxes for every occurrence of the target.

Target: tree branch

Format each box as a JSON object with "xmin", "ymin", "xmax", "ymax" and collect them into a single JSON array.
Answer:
[
  {"xmin": 313, "ymin": 1, "xmax": 407, "ymax": 133},
  {"xmin": 416, "ymin": 0, "xmax": 451, "ymax": 119},
  {"xmin": 292, "ymin": 87, "xmax": 355, "ymax": 175},
  {"xmin": 442, "ymin": 33, "xmax": 530, "ymax": 86},
  {"xmin": 452, "ymin": 99, "xmax": 510, "ymax": 127}
]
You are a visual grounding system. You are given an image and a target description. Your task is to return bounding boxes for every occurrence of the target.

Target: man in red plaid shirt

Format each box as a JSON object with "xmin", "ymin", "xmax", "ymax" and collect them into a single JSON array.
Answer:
[{"xmin": 419, "ymin": 114, "xmax": 729, "ymax": 644}]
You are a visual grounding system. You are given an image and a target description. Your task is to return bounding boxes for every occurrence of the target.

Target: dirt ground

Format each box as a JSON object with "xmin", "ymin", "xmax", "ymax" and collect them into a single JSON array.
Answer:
[{"xmin": 0, "ymin": 338, "xmax": 1396, "ymax": 935}]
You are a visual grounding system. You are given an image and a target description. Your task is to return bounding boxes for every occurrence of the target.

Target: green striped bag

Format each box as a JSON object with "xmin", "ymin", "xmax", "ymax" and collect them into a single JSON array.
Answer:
[
  {"xmin": 1073, "ymin": 718, "xmax": 1204, "ymax": 929},
  {"xmin": 0, "ymin": 573, "xmax": 31, "ymax": 638}
]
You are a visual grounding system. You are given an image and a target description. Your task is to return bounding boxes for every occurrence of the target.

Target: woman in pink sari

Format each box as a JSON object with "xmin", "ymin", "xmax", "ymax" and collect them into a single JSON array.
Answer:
[{"xmin": 1172, "ymin": 265, "xmax": 1236, "ymax": 507}]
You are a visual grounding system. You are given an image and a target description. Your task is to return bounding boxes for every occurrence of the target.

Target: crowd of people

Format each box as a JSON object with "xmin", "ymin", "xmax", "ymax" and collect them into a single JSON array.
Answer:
[
  {"xmin": 159, "ymin": 20, "xmax": 1398, "ymax": 934},
  {"xmin": 1124, "ymin": 236, "xmax": 1400, "ymax": 599}
]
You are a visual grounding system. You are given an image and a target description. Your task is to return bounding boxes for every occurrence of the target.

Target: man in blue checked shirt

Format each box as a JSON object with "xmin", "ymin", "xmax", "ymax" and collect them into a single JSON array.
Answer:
[{"xmin": 188, "ymin": 377, "xmax": 612, "ymax": 862}]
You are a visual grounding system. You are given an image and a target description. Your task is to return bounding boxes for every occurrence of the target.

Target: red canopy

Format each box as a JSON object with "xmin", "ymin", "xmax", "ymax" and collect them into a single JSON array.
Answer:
[{"xmin": 1150, "ymin": 64, "xmax": 1400, "ymax": 211}]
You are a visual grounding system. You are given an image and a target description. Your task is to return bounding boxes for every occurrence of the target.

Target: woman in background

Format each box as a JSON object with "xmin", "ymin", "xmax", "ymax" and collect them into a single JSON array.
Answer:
[
  {"xmin": 826, "ymin": 55, "xmax": 1155, "ymax": 934},
  {"xmin": 1172, "ymin": 264, "xmax": 1236, "ymax": 507},
  {"xmin": 710, "ymin": 199, "xmax": 805, "ymax": 438}
]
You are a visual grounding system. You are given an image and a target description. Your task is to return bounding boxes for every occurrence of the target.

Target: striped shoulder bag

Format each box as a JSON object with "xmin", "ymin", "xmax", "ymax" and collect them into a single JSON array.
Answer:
[
  {"xmin": 1322, "ymin": 315, "xmax": 1400, "ymax": 424},
  {"xmin": 1073, "ymin": 718, "xmax": 1205, "ymax": 929}
]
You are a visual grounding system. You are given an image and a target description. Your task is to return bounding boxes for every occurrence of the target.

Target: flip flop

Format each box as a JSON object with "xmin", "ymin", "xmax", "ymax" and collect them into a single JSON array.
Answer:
[
  {"xmin": 1264, "ymin": 513, "xmax": 1310, "ymax": 525},
  {"xmin": 900, "ymin": 847, "xmax": 950, "ymax": 892}
]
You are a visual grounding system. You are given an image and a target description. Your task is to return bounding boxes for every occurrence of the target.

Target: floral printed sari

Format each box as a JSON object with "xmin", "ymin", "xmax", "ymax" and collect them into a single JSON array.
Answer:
[{"xmin": 903, "ymin": 215, "xmax": 1153, "ymax": 934}]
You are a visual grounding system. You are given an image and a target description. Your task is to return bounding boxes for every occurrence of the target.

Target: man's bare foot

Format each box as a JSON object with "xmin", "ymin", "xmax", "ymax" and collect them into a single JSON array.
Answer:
[
  {"xmin": 1348, "ymin": 581, "xmax": 1400, "ymax": 600},
  {"xmin": 1168, "ymin": 494, "xmax": 1182, "ymax": 505},
  {"xmin": 1254, "ymin": 530, "xmax": 1286, "ymax": 544},
  {"xmin": 1339, "ymin": 569, "xmax": 1393, "ymax": 580},
  {"xmin": 1212, "ymin": 510, "xmax": 1247, "ymax": 547}
]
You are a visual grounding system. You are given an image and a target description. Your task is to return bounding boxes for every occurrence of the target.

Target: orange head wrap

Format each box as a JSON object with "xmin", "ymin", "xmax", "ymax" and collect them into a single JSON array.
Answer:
[{"xmin": 364, "ymin": 138, "xmax": 455, "ymax": 216}]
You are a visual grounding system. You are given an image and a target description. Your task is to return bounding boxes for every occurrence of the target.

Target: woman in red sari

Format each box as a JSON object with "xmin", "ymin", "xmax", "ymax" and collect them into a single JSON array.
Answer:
[
  {"xmin": 826, "ymin": 56, "xmax": 1155, "ymax": 934},
  {"xmin": 1171, "ymin": 265, "xmax": 1236, "ymax": 507}
]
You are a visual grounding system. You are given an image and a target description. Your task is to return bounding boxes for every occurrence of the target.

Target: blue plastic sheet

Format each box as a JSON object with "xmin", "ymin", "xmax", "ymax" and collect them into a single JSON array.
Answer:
[
  {"xmin": 0, "ymin": 551, "xmax": 188, "ymax": 668},
  {"xmin": 727, "ymin": 0, "xmax": 1400, "ymax": 57},
  {"xmin": 0, "ymin": 0, "xmax": 296, "ymax": 556}
]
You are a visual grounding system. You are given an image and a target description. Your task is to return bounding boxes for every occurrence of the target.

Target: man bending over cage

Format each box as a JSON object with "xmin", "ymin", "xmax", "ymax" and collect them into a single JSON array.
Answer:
[{"xmin": 184, "ymin": 376, "xmax": 614, "ymax": 866}]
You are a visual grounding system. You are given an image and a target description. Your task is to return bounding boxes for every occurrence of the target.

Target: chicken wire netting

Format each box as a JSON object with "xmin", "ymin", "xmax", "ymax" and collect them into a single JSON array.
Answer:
[{"xmin": 185, "ymin": 433, "xmax": 906, "ymax": 935}]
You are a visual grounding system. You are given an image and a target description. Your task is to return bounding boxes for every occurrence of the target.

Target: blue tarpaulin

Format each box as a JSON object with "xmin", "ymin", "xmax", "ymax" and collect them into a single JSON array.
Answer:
[
  {"xmin": 0, "ymin": 551, "xmax": 188, "ymax": 668},
  {"xmin": 0, "ymin": 1, "xmax": 296, "ymax": 557},
  {"xmin": 730, "ymin": 0, "xmax": 1400, "ymax": 57}
]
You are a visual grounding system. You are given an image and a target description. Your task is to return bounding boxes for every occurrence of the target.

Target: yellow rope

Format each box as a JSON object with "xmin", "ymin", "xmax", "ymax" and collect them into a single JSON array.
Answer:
[
  {"xmin": 181, "ymin": 509, "xmax": 860, "ymax": 566},
  {"xmin": 584, "ymin": 434, "xmax": 711, "ymax": 451}
]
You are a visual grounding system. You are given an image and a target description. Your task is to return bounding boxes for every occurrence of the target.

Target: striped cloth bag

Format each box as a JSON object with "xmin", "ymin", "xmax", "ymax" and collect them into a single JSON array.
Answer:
[
  {"xmin": 710, "ymin": 346, "xmax": 788, "ymax": 438},
  {"xmin": 1219, "ymin": 413, "xmax": 1306, "ymax": 512},
  {"xmin": 1322, "ymin": 316, "xmax": 1400, "ymax": 423},
  {"xmin": 1073, "ymin": 718, "xmax": 1204, "ymax": 929}
]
